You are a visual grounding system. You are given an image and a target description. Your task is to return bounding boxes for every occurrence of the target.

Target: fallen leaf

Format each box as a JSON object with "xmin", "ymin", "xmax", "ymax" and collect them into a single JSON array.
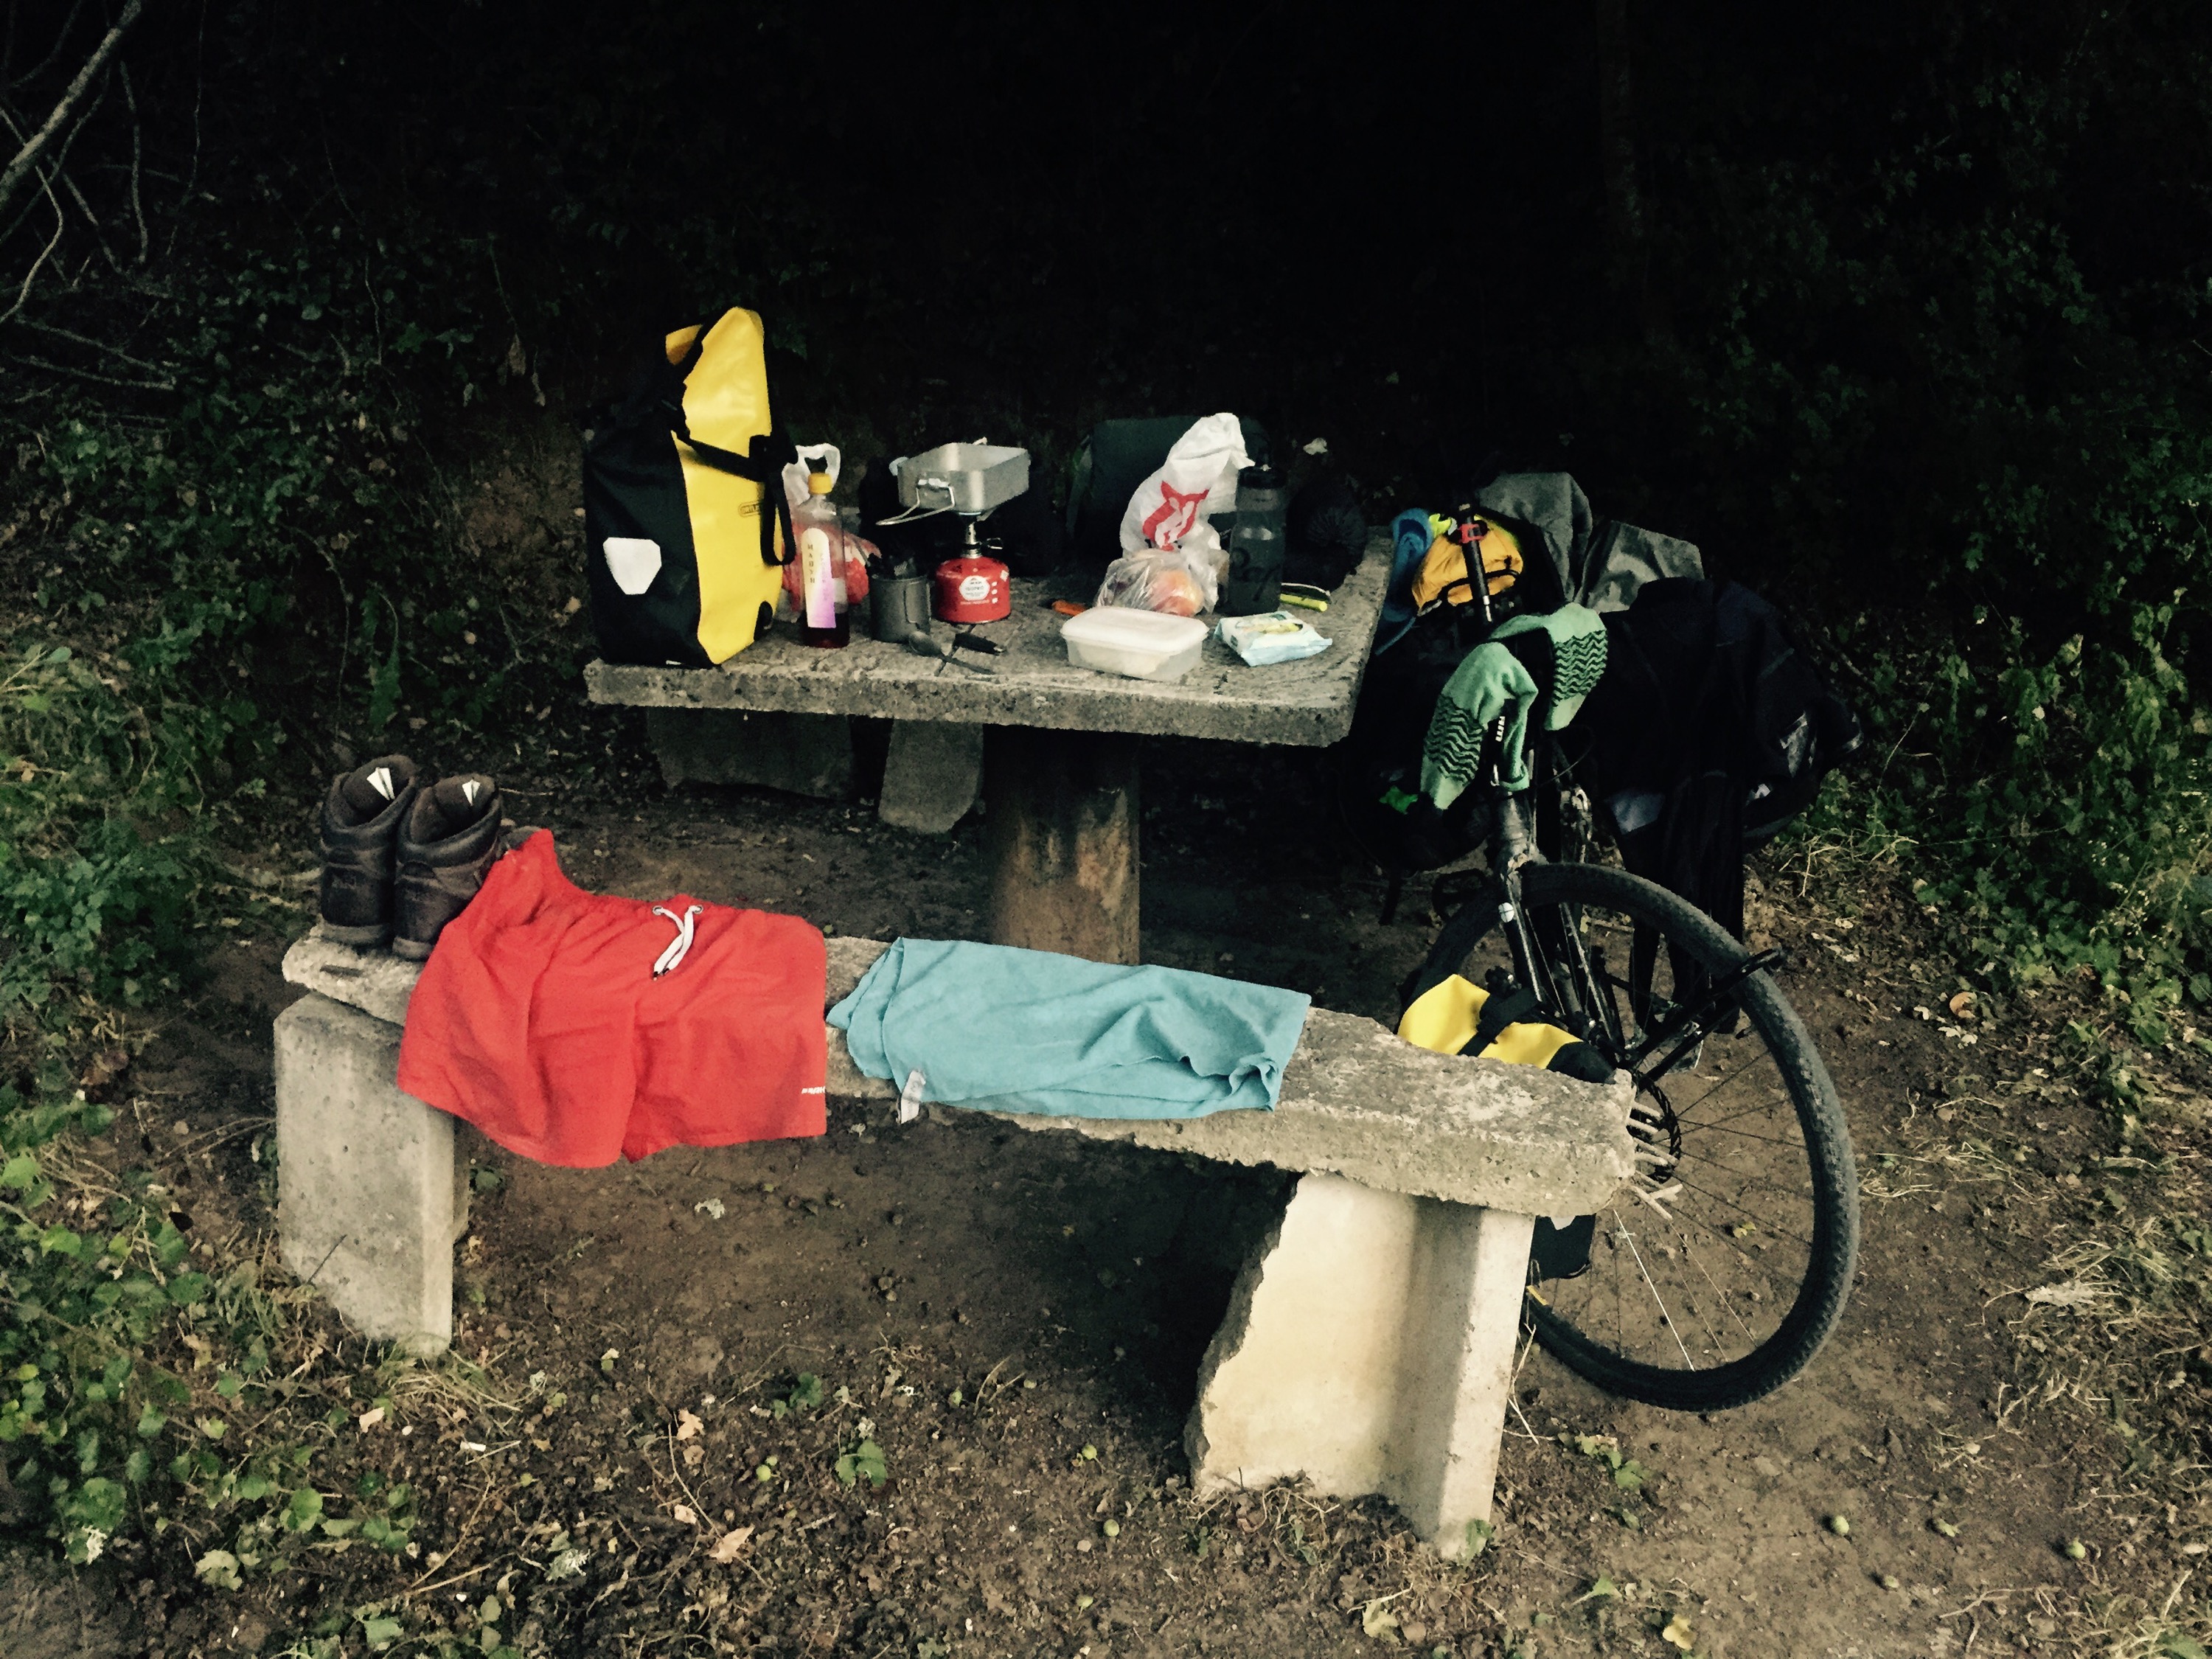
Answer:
[
  {"xmin": 78, "ymin": 1045, "xmax": 131, "ymax": 1096},
  {"xmin": 1662, "ymin": 1614, "xmax": 1695, "ymax": 1650},
  {"xmin": 1361, "ymin": 1599, "xmax": 1402, "ymax": 1642},
  {"xmin": 671, "ymin": 1504, "xmax": 697, "ymax": 1526},
  {"xmin": 711, "ymin": 1526, "xmax": 752, "ymax": 1560},
  {"xmin": 675, "ymin": 1409, "xmax": 703, "ymax": 1441},
  {"xmin": 357, "ymin": 1407, "xmax": 385, "ymax": 1431},
  {"xmin": 694, "ymin": 1197, "xmax": 725, "ymax": 1220},
  {"xmin": 1947, "ymin": 990, "xmax": 1976, "ymax": 1019},
  {"xmin": 2025, "ymin": 1281, "xmax": 2107, "ymax": 1307}
]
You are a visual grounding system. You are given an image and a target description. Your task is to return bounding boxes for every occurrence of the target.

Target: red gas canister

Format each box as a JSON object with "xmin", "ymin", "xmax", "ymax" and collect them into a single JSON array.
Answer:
[{"xmin": 932, "ymin": 554, "xmax": 1011, "ymax": 623}]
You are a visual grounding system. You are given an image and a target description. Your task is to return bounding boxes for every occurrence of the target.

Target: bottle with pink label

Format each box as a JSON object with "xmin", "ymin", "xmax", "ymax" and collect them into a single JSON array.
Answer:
[{"xmin": 793, "ymin": 465, "xmax": 849, "ymax": 647}]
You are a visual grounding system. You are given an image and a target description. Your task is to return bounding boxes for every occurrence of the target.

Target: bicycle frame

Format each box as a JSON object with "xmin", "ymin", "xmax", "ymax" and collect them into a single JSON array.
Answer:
[{"xmin": 1467, "ymin": 731, "xmax": 1776, "ymax": 1086}]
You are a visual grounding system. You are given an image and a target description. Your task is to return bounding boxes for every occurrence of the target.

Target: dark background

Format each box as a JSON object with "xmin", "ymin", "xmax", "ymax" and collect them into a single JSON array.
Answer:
[{"xmin": 3, "ymin": 0, "xmax": 2211, "ymax": 1016}]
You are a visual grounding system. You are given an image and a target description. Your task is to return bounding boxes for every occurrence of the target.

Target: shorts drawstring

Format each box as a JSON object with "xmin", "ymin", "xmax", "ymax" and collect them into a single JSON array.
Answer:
[{"xmin": 651, "ymin": 903, "xmax": 703, "ymax": 978}]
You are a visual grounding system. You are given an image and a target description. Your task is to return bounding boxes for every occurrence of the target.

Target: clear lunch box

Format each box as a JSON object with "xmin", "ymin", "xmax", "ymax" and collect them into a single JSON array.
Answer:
[{"xmin": 1061, "ymin": 607, "xmax": 1209, "ymax": 681}]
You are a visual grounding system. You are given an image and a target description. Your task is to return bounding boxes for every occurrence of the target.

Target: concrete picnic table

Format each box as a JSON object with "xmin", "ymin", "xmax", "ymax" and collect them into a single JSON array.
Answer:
[{"xmin": 585, "ymin": 535, "xmax": 1391, "ymax": 963}]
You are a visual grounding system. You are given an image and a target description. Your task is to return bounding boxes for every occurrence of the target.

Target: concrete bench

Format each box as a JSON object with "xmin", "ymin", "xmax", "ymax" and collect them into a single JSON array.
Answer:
[{"xmin": 274, "ymin": 928, "xmax": 1632, "ymax": 1557}]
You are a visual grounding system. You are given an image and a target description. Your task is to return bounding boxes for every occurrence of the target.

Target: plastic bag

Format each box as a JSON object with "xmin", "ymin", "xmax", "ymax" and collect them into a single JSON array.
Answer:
[
  {"xmin": 1096, "ymin": 547, "xmax": 1218, "ymax": 617},
  {"xmin": 1217, "ymin": 609, "xmax": 1331, "ymax": 667},
  {"xmin": 780, "ymin": 443, "xmax": 841, "ymax": 514},
  {"xmin": 1117, "ymin": 412, "xmax": 1249, "ymax": 553}
]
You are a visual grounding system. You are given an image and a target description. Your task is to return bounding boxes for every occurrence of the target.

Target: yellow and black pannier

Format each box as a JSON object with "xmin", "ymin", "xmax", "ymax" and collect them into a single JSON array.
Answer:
[{"xmin": 583, "ymin": 307, "xmax": 798, "ymax": 667}]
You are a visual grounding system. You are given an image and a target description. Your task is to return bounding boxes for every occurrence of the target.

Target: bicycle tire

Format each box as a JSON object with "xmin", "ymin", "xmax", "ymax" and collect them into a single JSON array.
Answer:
[{"xmin": 1409, "ymin": 860, "xmax": 1859, "ymax": 1411}]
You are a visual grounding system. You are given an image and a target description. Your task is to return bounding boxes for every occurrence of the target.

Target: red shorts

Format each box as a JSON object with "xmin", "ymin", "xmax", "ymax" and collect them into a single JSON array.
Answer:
[{"xmin": 395, "ymin": 832, "xmax": 827, "ymax": 1166}]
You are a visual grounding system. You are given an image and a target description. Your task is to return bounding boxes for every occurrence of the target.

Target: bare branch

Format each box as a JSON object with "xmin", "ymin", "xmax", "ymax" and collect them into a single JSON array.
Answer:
[
  {"xmin": 60, "ymin": 152, "xmax": 122, "ymax": 272},
  {"xmin": 7, "ymin": 0, "xmax": 89, "ymax": 94},
  {"xmin": 0, "ymin": 0, "xmax": 146, "ymax": 225},
  {"xmin": 0, "ymin": 186, "xmax": 65, "ymax": 329},
  {"xmin": 8, "ymin": 316, "xmax": 175, "ymax": 375},
  {"xmin": 5, "ymin": 352, "xmax": 174, "ymax": 392},
  {"xmin": 120, "ymin": 62, "xmax": 144, "ymax": 264}
]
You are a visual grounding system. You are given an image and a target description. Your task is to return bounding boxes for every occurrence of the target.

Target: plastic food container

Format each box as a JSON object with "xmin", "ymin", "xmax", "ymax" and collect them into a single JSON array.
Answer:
[{"xmin": 1061, "ymin": 608, "xmax": 1210, "ymax": 681}]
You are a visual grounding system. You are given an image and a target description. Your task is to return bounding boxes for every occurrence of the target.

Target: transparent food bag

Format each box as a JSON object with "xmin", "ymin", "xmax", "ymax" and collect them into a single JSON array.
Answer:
[{"xmin": 1096, "ymin": 547, "xmax": 1219, "ymax": 616}]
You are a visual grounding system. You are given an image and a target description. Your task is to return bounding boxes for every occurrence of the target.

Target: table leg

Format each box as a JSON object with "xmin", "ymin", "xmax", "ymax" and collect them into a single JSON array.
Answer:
[{"xmin": 983, "ymin": 727, "xmax": 1139, "ymax": 964}]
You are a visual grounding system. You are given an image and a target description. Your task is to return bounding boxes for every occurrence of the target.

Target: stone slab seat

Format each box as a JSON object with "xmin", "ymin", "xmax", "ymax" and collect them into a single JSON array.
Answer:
[{"xmin": 275, "ymin": 928, "xmax": 1633, "ymax": 1558}]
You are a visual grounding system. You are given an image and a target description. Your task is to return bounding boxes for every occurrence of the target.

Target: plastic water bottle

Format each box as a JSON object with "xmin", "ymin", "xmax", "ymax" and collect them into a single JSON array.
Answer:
[{"xmin": 1220, "ymin": 466, "xmax": 1287, "ymax": 617}]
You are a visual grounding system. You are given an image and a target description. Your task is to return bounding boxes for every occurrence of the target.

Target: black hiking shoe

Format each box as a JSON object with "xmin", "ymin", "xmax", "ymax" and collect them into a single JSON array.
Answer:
[
  {"xmin": 392, "ymin": 773, "xmax": 504, "ymax": 961},
  {"xmin": 318, "ymin": 755, "xmax": 422, "ymax": 947}
]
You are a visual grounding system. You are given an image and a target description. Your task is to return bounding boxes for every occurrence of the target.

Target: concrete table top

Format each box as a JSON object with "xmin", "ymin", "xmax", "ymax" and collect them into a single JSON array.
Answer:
[
  {"xmin": 584, "ymin": 535, "xmax": 1392, "ymax": 748},
  {"xmin": 279, "ymin": 927, "xmax": 1633, "ymax": 1219}
]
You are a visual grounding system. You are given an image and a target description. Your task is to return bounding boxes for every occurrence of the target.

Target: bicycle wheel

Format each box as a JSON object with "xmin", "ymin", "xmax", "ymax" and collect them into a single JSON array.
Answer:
[{"xmin": 1408, "ymin": 860, "xmax": 1859, "ymax": 1411}]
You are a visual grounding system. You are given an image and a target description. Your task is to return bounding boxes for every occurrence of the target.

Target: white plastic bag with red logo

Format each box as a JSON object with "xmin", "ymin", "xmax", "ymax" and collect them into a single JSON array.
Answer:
[{"xmin": 1116, "ymin": 413, "xmax": 1250, "ymax": 554}]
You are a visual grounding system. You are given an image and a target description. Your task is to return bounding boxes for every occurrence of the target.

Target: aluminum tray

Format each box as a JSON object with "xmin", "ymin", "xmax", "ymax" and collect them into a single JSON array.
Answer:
[{"xmin": 895, "ymin": 442, "xmax": 1030, "ymax": 515}]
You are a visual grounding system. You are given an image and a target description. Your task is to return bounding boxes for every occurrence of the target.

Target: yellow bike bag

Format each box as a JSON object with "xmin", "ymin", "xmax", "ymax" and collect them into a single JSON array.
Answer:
[{"xmin": 584, "ymin": 307, "xmax": 798, "ymax": 667}]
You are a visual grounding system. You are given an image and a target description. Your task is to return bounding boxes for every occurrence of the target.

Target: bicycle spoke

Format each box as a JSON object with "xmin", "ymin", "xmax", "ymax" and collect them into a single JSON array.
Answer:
[{"xmin": 1606, "ymin": 1206, "xmax": 1698, "ymax": 1370}]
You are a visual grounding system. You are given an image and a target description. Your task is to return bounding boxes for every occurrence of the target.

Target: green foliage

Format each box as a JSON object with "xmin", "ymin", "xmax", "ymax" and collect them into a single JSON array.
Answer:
[
  {"xmin": 1596, "ymin": 27, "xmax": 2212, "ymax": 1031},
  {"xmin": 771, "ymin": 1371, "xmax": 822, "ymax": 1418},
  {"xmin": 0, "ymin": 1079, "xmax": 425, "ymax": 1567},
  {"xmin": 833, "ymin": 1436, "xmax": 888, "ymax": 1489}
]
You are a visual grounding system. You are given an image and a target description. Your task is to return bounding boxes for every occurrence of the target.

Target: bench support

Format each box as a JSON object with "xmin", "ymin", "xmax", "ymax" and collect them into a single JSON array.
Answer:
[
  {"xmin": 644, "ymin": 708, "xmax": 856, "ymax": 798},
  {"xmin": 1186, "ymin": 1172, "xmax": 1533, "ymax": 1557},
  {"xmin": 878, "ymin": 720, "xmax": 984, "ymax": 833},
  {"xmin": 984, "ymin": 726, "xmax": 1139, "ymax": 964},
  {"xmin": 274, "ymin": 994, "xmax": 464, "ymax": 1357}
]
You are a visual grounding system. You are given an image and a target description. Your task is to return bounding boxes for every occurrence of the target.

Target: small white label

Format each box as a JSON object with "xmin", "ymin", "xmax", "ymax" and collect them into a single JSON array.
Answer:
[
  {"xmin": 461, "ymin": 779, "xmax": 481, "ymax": 805},
  {"xmin": 899, "ymin": 1069, "xmax": 926, "ymax": 1124},
  {"xmin": 366, "ymin": 765, "xmax": 395, "ymax": 801},
  {"xmin": 958, "ymin": 574, "xmax": 991, "ymax": 602}
]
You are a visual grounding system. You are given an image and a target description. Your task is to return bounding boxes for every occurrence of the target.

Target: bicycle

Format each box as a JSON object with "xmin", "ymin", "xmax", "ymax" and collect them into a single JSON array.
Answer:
[{"xmin": 1404, "ymin": 739, "xmax": 1861, "ymax": 1412}]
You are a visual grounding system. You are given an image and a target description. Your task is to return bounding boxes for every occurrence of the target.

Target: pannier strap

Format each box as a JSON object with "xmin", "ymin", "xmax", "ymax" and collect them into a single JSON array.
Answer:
[
  {"xmin": 1470, "ymin": 984, "xmax": 1545, "ymax": 1055},
  {"xmin": 668, "ymin": 408, "xmax": 799, "ymax": 568},
  {"xmin": 662, "ymin": 322, "xmax": 797, "ymax": 567}
]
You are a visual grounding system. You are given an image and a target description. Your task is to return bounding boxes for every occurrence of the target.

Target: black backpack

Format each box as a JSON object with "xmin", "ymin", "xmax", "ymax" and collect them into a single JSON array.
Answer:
[{"xmin": 1568, "ymin": 578, "xmax": 1862, "ymax": 940}]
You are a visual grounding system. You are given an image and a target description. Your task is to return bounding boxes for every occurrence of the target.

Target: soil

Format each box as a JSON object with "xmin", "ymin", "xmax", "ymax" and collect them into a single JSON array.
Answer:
[{"xmin": 7, "ymin": 726, "xmax": 2200, "ymax": 1658}]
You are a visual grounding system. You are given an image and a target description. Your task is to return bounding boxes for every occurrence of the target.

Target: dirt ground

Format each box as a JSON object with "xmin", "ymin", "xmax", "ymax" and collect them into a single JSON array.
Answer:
[{"xmin": 7, "ymin": 726, "xmax": 2205, "ymax": 1658}]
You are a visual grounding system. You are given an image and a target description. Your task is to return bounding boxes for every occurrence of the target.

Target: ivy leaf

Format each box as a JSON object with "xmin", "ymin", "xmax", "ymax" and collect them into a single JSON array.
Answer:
[{"xmin": 834, "ymin": 1439, "xmax": 888, "ymax": 1489}]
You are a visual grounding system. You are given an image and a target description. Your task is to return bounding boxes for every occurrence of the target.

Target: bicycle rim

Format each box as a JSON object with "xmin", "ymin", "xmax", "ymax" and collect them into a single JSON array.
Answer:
[{"xmin": 1418, "ymin": 860, "xmax": 1860, "ymax": 1411}]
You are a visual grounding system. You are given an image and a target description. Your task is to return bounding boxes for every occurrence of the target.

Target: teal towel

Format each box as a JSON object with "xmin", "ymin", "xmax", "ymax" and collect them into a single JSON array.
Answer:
[{"xmin": 828, "ymin": 939, "xmax": 1310, "ymax": 1119}]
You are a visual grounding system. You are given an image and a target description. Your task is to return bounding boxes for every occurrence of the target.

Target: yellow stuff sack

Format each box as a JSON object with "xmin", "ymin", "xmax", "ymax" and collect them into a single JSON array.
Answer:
[
  {"xmin": 1397, "ymin": 973, "xmax": 1614, "ymax": 1085},
  {"xmin": 583, "ymin": 307, "xmax": 799, "ymax": 667}
]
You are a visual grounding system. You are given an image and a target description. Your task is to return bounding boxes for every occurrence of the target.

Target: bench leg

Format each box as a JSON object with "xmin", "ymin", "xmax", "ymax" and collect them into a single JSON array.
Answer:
[
  {"xmin": 877, "ymin": 720, "xmax": 984, "ymax": 833},
  {"xmin": 274, "ymin": 994, "xmax": 463, "ymax": 1357},
  {"xmin": 1185, "ymin": 1172, "xmax": 1534, "ymax": 1558},
  {"xmin": 982, "ymin": 726, "xmax": 1138, "ymax": 964}
]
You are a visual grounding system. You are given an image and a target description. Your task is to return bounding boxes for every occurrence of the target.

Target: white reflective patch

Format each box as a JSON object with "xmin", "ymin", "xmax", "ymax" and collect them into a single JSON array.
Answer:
[
  {"xmin": 603, "ymin": 536, "xmax": 663, "ymax": 596},
  {"xmin": 366, "ymin": 765, "xmax": 395, "ymax": 801},
  {"xmin": 462, "ymin": 779, "xmax": 481, "ymax": 805}
]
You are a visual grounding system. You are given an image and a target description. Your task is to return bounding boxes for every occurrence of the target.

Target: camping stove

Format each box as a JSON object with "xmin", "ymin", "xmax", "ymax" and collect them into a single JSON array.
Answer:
[{"xmin": 931, "ymin": 519, "xmax": 1012, "ymax": 623}]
